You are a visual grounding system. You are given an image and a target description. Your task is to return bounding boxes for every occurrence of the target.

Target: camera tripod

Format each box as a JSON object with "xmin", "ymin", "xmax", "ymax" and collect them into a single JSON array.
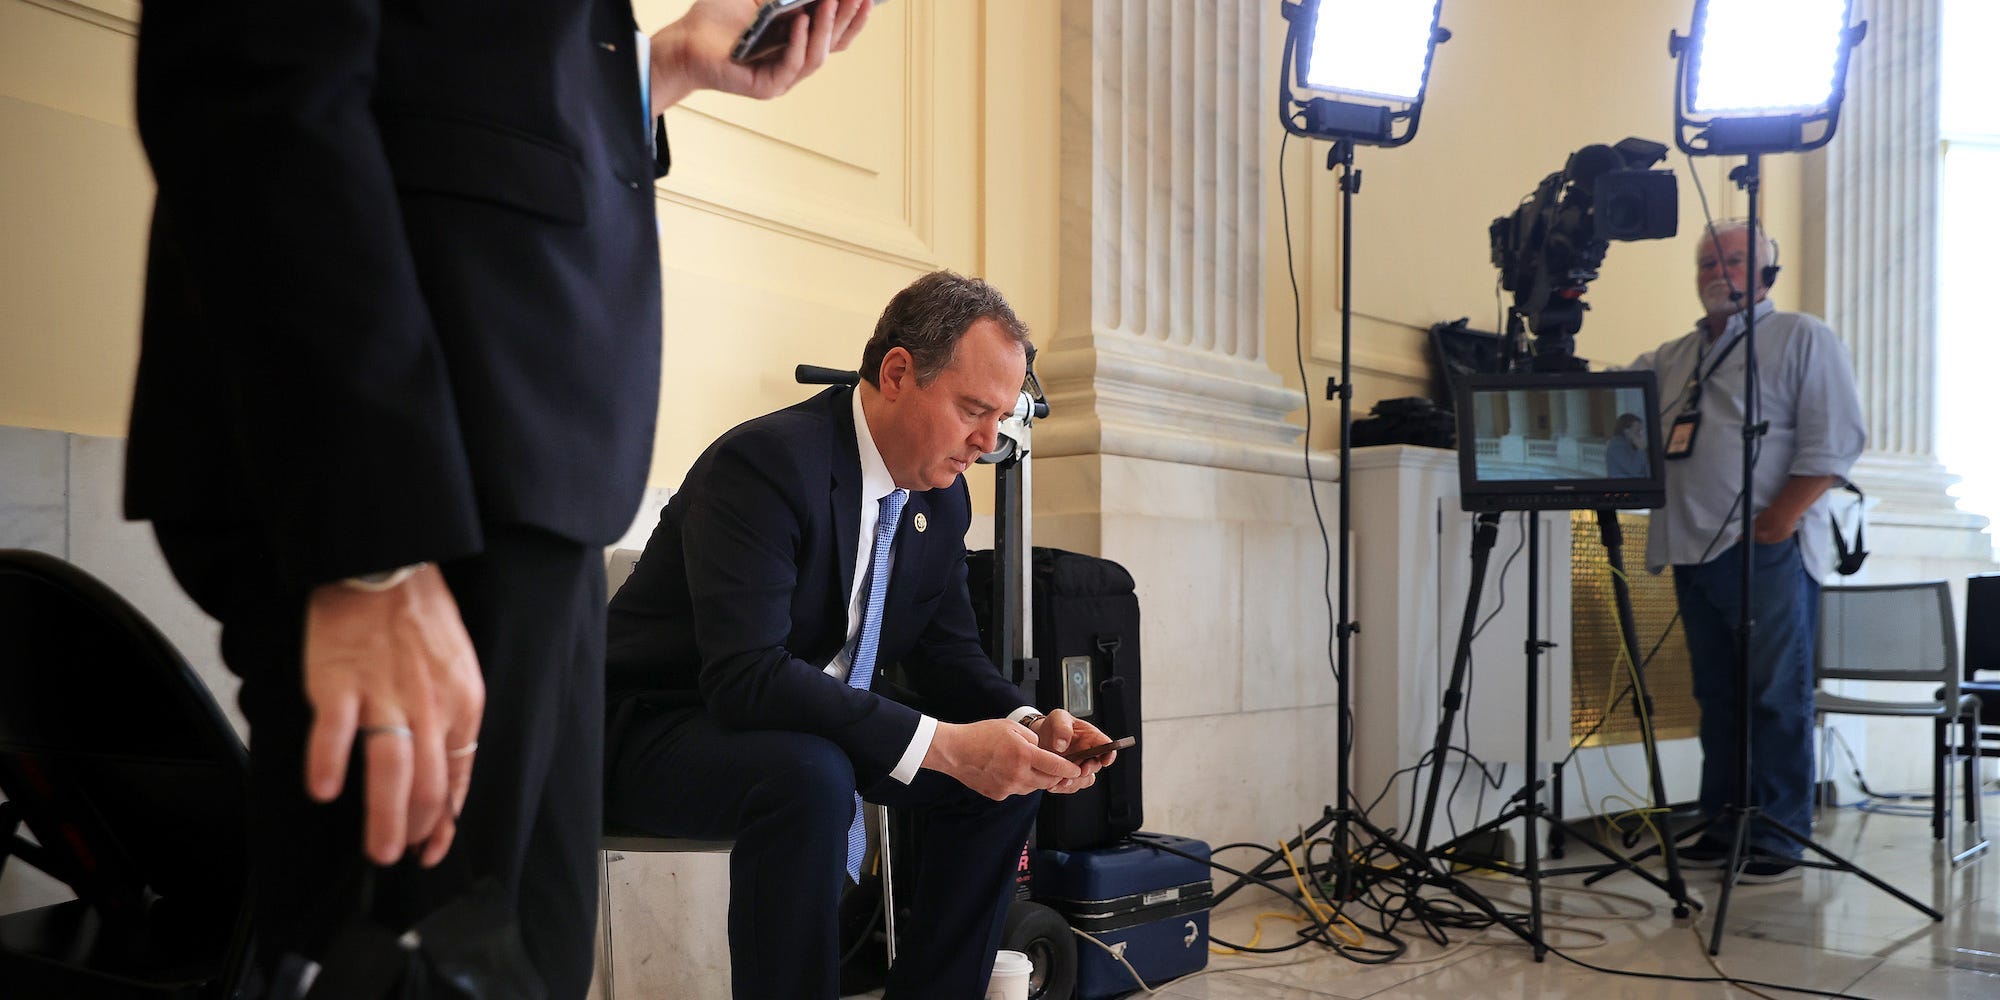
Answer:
[{"xmin": 1412, "ymin": 501, "xmax": 1701, "ymax": 962}]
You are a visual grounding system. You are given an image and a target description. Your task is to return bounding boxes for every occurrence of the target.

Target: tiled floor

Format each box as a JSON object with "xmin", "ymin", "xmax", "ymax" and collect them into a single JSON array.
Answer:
[{"xmin": 953, "ymin": 803, "xmax": 1998, "ymax": 999}]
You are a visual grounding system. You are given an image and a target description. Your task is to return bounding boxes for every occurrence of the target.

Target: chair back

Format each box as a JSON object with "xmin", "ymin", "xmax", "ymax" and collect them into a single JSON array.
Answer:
[
  {"xmin": 1964, "ymin": 573, "xmax": 2000, "ymax": 682},
  {"xmin": 1818, "ymin": 580, "xmax": 1959, "ymax": 699},
  {"xmin": 0, "ymin": 549, "xmax": 248, "ymax": 912}
]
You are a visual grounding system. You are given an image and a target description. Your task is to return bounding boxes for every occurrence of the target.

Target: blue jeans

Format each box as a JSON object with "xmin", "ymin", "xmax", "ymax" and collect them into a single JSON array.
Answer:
[{"xmin": 1673, "ymin": 537, "xmax": 1819, "ymax": 860}]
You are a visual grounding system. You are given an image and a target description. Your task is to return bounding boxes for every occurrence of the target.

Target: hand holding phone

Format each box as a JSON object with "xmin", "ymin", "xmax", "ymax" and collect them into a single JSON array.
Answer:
[
  {"xmin": 731, "ymin": 0, "xmax": 825, "ymax": 65},
  {"xmin": 1061, "ymin": 735, "xmax": 1136, "ymax": 765}
]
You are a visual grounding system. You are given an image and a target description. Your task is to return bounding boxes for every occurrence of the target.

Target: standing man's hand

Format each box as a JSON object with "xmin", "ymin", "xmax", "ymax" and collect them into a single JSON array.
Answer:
[
  {"xmin": 649, "ymin": 0, "xmax": 875, "ymax": 116},
  {"xmin": 923, "ymin": 718, "xmax": 1080, "ymax": 801},
  {"xmin": 1751, "ymin": 509, "xmax": 1799, "ymax": 545},
  {"xmin": 1028, "ymin": 710, "xmax": 1115, "ymax": 795},
  {"xmin": 302, "ymin": 565, "xmax": 485, "ymax": 868}
]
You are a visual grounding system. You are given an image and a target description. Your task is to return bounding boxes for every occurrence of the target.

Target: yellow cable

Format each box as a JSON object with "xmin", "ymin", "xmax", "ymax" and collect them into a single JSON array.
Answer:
[{"xmin": 1278, "ymin": 840, "xmax": 1365, "ymax": 947}]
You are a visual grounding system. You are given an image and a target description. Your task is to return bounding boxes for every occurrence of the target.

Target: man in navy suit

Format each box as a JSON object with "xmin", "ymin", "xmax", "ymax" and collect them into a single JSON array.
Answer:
[
  {"xmin": 127, "ymin": 1, "xmax": 872, "ymax": 995},
  {"xmin": 606, "ymin": 271, "xmax": 1116, "ymax": 998}
]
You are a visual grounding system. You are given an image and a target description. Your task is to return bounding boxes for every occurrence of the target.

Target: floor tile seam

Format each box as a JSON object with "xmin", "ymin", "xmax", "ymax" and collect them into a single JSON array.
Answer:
[
  {"xmin": 1834, "ymin": 955, "xmax": 1893, "ymax": 998},
  {"xmin": 1347, "ymin": 945, "xmax": 1496, "ymax": 999},
  {"xmin": 1168, "ymin": 967, "xmax": 1366, "ymax": 999}
]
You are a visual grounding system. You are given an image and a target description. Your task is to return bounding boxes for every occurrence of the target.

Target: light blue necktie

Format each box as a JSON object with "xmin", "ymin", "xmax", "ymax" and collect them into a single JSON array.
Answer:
[{"xmin": 844, "ymin": 488, "xmax": 908, "ymax": 882}]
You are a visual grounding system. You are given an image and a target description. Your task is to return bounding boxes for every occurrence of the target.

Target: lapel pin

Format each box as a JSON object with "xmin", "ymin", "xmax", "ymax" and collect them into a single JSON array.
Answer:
[{"xmin": 913, "ymin": 512, "xmax": 928, "ymax": 533}]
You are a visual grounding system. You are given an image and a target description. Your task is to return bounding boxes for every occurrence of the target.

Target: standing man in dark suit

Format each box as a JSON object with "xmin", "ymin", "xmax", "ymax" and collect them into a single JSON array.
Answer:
[
  {"xmin": 126, "ymin": 1, "xmax": 873, "ymax": 995},
  {"xmin": 605, "ymin": 271, "xmax": 1117, "ymax": 999}
]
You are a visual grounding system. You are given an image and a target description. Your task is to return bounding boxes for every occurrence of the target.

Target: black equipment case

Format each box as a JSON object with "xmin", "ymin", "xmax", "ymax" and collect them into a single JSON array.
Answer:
[
  {"xmin": 968, "ymin": 546, "xmax": 1144, "ymax": 849},
  {"xmin": 1032, "ymin": 833, "xmax": 1212, "ymax": 999}
]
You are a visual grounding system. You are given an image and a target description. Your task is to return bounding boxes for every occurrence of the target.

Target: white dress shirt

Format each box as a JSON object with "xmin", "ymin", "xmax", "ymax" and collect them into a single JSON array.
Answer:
[{"xmin": 831, "ymin": 390, "xmax": 1044, "ymax": 784}]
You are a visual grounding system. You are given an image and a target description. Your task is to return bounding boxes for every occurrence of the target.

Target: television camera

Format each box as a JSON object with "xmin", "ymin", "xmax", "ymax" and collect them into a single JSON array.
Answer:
[{"xmin": 1489, "ymin": 137, "xmax": 1678, "ymax": 370}]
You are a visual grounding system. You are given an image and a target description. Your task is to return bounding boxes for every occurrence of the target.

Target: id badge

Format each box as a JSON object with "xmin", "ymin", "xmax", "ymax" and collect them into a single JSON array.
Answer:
[{"xmin": 1665, "ymin": 411, "xmax": 1700, "ymax": 460}]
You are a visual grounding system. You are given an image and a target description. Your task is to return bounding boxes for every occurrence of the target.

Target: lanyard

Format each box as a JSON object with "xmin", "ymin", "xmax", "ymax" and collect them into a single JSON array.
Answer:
[{"xmin": 1681, "ymin": 327, "xmax": 1743, "ymax": 412}]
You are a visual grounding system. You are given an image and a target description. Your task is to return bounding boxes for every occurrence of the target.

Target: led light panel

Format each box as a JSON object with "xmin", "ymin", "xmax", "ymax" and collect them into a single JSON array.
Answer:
[
  {"xmin": 1302, "ymin": 0, "xmax": 1441, "ymax": 103},
  {"xmin": 1691, "ymin": 0, "xmax": 1850, "ymax": 115}
]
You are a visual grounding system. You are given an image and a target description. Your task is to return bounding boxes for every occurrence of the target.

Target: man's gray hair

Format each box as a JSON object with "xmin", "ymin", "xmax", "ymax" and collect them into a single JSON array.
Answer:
[{"xmin": 1696, "ymin": 218, "xmax": 1778, "ymax": 278}]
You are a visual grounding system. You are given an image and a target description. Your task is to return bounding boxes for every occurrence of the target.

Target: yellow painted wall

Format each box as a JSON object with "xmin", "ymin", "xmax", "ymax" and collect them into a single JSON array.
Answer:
[{"xmin": 0, "ymin": 0, "xmax": 1815, "ymax": 474}]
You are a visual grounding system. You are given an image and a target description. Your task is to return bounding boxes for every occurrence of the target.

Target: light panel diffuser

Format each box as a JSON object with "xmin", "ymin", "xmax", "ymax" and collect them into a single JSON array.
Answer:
[
  {"xmin": 1302, "ymin": 0, "xmax": 1441, "ymax": 103},
  {"xmin": 1691, "ymin": 0, "xmax": 1850, "ymax": 115}
]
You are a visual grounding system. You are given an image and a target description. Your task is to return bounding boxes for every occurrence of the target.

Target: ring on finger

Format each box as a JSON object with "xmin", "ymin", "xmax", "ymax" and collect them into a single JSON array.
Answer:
[
  {"xmin": 359, "ymin": 725, "xmax": 413, "ymax": 739},
  {"xmin": 447, "ymin": 741, "xmax": 479, "ymax": 760}
]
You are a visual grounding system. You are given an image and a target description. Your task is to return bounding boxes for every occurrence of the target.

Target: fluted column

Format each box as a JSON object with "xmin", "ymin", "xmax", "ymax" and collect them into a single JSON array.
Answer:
[
  {"xmin": 1825, "ymin": 0, "xmax": 1987, "ymax": 547},
  {"xmin": 1036, "ymin": 0, "xmax": 1305, "ymax": 475}
]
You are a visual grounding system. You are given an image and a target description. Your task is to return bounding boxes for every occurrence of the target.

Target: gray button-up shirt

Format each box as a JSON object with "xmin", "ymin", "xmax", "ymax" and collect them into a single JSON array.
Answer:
[{"xmin": 1624, "ymin": 300, "xmax": 1866, "ymax": 580}]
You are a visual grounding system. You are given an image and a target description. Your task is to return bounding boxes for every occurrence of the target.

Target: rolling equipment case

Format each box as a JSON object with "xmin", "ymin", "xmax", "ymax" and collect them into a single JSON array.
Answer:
[{"xmin": 1031, "ymin": 833, "xmax": 1212, "ymax": 999}]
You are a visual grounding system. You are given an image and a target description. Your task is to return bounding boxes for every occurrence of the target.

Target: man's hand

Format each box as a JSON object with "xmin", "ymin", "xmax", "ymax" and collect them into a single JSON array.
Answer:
[
  {"xmin": 303, "ymin": 564, "xmax": 484, "ymax": 868},
  {"xmin": 1752, "ymin": 508, "xmax": 1798, "ymax": 545},
  {"xmin": 1752, "ymin": 475, "xmax": 1840, "ymax": 545},
  {"xmin": 1028, "ymin": 710, "xmax": 1115, "ymax": 795},
  {"xmin": 922, "ymin": 718, "xmax": 1080, "ymax": 800},
  {"xmin": 649, "ymin": 0, "xmax": 874, "ymax": 116}
]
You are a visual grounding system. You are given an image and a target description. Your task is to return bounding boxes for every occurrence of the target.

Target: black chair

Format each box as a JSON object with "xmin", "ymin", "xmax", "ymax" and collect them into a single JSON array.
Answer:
[
  {"xmin": 0, "ymin": 549, "xmax": 251, "ymax": 998},
  {"xmin": 1959, "ymin": 574, "xmax": 2000, "ymax": 768}
]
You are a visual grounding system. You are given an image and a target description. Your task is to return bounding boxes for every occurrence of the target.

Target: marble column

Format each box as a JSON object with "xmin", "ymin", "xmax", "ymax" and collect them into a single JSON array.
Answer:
[
  {"xmin": 1037, "ymin": 0, "xmax": 1303, "ymax": 474},
  {"xmin": 1824, "ymin": 0, "xmax": 1990, "ymax": 558},
  {"xmin": 1028, "ymin": 0, "xmax": 1343, "ymax": 852}
]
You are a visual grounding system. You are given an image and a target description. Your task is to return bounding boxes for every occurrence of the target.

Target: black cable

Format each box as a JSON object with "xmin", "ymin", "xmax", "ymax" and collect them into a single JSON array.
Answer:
[
  {"xmin": 1544, "ymin": 942, "xmax": 1876, "ymax": 999},
  {"xmin": 1280, "ymin": 130, "xmax": 1344, "ymax": 716},
  {"xmin": 1448, "ymin": 515, "xmax": 1527, "ymax": 837}
]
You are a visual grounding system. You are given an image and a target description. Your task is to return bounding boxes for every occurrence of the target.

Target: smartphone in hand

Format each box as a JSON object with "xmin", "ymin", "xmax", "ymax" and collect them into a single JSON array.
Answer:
[
  {"xmin": 731, "ymin": 0, "xmax": 826, "ymax": 64},
  {"xmin": 1061, "ymin": 735, "xmax": 1136, "ymax": 765}
]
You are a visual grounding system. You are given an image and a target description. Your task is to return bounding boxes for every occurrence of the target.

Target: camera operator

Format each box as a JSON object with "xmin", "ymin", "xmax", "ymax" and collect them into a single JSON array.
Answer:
[{"xmin": 1624, "ymin": 219, "xmax": 1865, "ymax": 884}]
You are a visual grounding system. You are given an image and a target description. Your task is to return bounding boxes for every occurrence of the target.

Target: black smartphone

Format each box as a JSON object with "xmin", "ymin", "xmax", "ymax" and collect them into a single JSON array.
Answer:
[
  {"xmin": 730, "ymin": 0, "xmax": 826, "ymax": 65},
  {"xmin": 1061, "ymin": 735, "xmax": 1136, "ymax": 765}
]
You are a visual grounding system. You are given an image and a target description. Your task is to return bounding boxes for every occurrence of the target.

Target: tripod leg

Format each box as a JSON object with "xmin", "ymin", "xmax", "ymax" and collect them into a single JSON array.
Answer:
[
  {"xmin": 1595, "ymin": 509, "xmax": 1691, "ymax": 917},
  {"xmin": 1416, "ymin": 512, "xmax": 1503, "ymax": 855},
  {"xmin": 1760, "ymin": 815, "xmax": 1948, "ymax": 919}
]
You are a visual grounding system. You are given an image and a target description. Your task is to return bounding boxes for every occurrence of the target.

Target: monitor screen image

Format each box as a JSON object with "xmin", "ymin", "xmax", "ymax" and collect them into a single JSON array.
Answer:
[{"xmin": 1453, "ymin": 371, "xmax": 1665, "ymax": 513}]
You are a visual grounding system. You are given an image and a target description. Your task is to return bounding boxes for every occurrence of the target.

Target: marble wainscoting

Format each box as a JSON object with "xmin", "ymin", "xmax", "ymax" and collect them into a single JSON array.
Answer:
[{"xmin": 1030, "ymin": 451, "xmax": 1343, "ymax": 853}]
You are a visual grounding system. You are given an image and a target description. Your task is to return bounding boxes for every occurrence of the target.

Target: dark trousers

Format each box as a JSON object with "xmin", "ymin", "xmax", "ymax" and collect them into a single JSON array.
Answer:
[
  {"xmin": 606, "ymin": 708, "xmax": 1040, "ymax": 999},
  {"xmin": 1673, "ymin": 536, "xmax": 1819, "ymax": 860},
  {"xmin": 156, "ymin": 522, "xmax": 606, "ymax": 998}
]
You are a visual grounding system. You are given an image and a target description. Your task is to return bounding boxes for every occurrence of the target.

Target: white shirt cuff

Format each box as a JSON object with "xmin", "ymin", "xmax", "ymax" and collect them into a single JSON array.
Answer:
[
  {"xmin": 1006, "ymin": 705, "xmax": 1042, "ymax": 725},
  {"xmin": 889, "ymin": 715, "xmax": 938, "ymax": 785}
]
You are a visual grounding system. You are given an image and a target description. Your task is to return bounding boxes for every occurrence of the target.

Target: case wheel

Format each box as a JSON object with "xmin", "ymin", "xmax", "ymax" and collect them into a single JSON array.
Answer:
[{"xmin": 1001, "ymin": 899, "xmax": 1077, "ymax": 1000}]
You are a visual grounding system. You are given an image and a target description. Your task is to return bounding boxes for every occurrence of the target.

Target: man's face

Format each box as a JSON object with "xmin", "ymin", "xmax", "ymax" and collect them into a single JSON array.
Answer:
[
  {"xmin": 1623, "ymin": 422, "xmax": 1645, "ymax": 447},
  {"xmin": 1695, "ymin": 227, "xmax": 1765, "ymax": 318},
  {"xmin": 875, "ymin": 318, "xmax": 1027, "ymax": 491}
]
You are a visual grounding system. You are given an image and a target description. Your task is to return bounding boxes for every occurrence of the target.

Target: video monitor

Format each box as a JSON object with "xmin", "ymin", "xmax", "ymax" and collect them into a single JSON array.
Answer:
[{"xmin": 1453, "ymin": 370, "xmax": 1665, "ymax": 513}]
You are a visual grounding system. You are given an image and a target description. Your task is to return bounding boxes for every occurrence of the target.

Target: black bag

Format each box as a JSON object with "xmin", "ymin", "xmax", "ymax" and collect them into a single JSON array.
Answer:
[
  {"xmin": 1348, "ymin": 395, "xmax": 1456, "ymax": 449},
  {"xmin": 968, "ymin": 547, "xmax": 1144, "ymax": 850}
]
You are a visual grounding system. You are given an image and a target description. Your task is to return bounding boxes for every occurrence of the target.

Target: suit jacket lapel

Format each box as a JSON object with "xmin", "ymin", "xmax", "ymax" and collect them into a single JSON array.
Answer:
[
  {"xmin": 830, "ymin": 387, "xmax": 861, "ymax": 607},
  {"xmin": 886, "ymin": 490, "xmax": 929, "ymax": 611}
]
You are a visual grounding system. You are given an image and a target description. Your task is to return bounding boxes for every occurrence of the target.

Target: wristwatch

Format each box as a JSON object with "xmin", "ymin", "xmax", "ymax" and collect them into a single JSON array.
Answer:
[{"xmin": 1018, "ymin": 712, "xmax": 1048, "ymax": 730}]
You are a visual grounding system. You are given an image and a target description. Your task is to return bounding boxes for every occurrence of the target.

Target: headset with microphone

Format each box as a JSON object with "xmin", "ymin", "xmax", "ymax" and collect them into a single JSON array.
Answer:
[{"xmin": 1714, "ymin": 220, "xmax": 1782, "ymax": 300}]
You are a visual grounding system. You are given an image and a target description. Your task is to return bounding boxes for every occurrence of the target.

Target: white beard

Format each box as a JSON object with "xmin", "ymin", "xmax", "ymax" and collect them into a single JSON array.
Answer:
[{"xmin": 1700, "ymin": 280, "xmax": 1741, "ymax": 318}]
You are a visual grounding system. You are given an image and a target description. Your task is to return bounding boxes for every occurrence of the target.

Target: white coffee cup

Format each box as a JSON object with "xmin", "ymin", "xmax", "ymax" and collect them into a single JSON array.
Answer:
[{"xmin": 985, "ymin": 949, "xmax": 1033, "ymax": 1000}]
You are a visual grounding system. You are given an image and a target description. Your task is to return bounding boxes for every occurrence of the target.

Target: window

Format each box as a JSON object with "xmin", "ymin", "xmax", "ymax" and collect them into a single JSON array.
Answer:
[{"xmin": 1936, "ymin": 0, "xmax": 2000, "ymax": 549}]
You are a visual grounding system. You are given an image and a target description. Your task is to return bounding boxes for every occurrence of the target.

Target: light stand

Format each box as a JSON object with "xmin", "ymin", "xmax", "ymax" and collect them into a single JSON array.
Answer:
[
  {"xmin": 1668, "ymin": 1, "xmax": 1940, "ymax": 954},
  {"xmin": 1213, "ymin": 0, "xmax": 1455, "ymax": 931}
]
